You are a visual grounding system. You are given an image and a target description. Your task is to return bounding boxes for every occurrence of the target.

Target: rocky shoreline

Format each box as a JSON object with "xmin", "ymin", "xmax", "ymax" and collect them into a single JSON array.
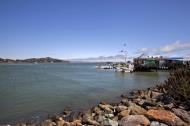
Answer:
[
  {"xmin": 4, "ymin": 65, "xmax": 190, "ymax": 126},
  {"xmin": 8, "ymin": 84, "xmax": 189, "ymax": 126}
]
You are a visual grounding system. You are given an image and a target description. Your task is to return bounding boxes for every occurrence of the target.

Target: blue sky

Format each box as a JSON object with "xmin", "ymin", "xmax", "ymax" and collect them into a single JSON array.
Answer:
[{"xmin": 0, "ymin": 0, "xmax": 190, "ymax": 59}]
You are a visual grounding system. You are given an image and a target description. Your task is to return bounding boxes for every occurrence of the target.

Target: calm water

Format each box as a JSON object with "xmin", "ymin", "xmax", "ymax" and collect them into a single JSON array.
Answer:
[{"xmin": 0, "ymin": 63, "xmax": 168, "ymax": 124}]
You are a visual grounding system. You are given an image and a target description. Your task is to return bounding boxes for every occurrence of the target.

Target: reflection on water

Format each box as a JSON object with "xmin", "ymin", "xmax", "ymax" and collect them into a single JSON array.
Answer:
[{"xmin": 0, "ymin": 63, "xmax": 168, "ymax": 124}]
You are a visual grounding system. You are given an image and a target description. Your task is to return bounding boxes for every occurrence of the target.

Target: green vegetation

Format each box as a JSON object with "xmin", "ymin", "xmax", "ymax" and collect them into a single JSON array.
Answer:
[{"xmin": 164, "ymin": 63, "xmax": 190, "ymax": 108}]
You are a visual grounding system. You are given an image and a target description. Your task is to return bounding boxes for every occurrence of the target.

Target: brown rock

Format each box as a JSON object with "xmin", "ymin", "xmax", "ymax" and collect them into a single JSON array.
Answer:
[
  {"xmin": 98, "ymin": 104, "xmax": 113, "ymax": 113},
  {"xmin": 16, "ymin": 123, "xmax": 26, "ymax": 126},
  {"xmin": 118, "ymin": 110, "xmax": 131, "ymax": 119},
  {"xmin": 128, "ymin": 102, "xmax": 147, "ymax": 115},
  {"xmin": 41, "ymin": 119, "xmax": 55, "ymax": 126},
  {"xmin": 56, "ymin": 119, "xmax": 65, "ymax": 126},
  {"xmin": 63, "ymin": 122, "xmax": 71, "ymax": 126},
  {"xmin": 115, "ymin": 105, "xmax": 128, "ymax": 112},
  {"xmin": 82, "ymin": 113, "xmax": 100, "ymax": 125},
  {"xmin": 119, "ymin": 115, "xmax": 150, "ymax": 126},
  {"xmin": 92, "ymin": 106, "xmax": 102, "ymax": 115},
  {"xmin": 85, "ymin": 119, "xmax": 100, "ymax": 125},
  {"xmin": 100, "ymin": 101, "xmax": 108, "ymax": 105},
  {"xmin": 146, "ymin": 109, "xmax": 186, "ymax": 126},
  {"xmin": 63, "ymin": 109, "xmax": 72, "ymax": 116},
  {"xmin": 71, "ymin": 119, "xmax": 82, "ymax": 126}
]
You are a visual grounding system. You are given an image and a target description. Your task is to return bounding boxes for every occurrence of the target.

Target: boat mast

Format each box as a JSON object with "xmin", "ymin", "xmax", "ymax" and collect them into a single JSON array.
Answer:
[{"xmin": 120, "ymin": 43, "xmax": 127, "ymax": 63}]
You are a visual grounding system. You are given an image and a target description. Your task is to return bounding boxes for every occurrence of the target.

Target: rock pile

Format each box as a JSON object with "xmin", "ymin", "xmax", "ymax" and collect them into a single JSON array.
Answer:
[{"xmin": 14, "ymin": 86, "xmax": 190, "ymax": 126}]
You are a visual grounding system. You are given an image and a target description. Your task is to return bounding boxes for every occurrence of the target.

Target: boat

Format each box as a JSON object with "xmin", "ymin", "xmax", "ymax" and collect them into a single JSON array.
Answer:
[
  {"xmin": 115, "ymin": 64, "xmax": 134, "ymax": 73},
  {"xmin": 96, "ymin": 64, "xmax": 113, "ymax": 69}
]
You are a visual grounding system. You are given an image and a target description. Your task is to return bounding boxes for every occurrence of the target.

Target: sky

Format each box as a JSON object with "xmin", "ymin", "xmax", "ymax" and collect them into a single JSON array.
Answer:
[{"xmin": 0, "ymin": 0, "xmax": 190, "ymax": 59}]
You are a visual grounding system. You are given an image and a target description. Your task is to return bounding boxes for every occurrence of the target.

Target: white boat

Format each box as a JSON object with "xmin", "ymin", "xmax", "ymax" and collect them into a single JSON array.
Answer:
[
  {"xmin": 115, "ymin": 64, "xmax": 134, "ymax": 73},
  {"xmin": 96, "ymin": 65, "xmax": 113, "ymax": 69}
]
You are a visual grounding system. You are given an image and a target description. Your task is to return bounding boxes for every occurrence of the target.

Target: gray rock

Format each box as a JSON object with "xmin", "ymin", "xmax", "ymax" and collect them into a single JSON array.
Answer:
[
  {"xmin": 150, "ymin": 121, "xmax": 160, "ymax": 126},
  {"xmin": 105, "ymin": 113, "xmax": 114, "ymax": 118},
  {"xmin": 95, "ymin": 115, "xmax": 106, "ymax": 123},
  {"xmin": 101, "ymin": 118, "xmax": 118, "ymax": 126},
  {"xmin": 121, "ymin": 98, "xmax": 129, "ymax": 106},
  {"xmin": 172, "ymin": 108, "xmax": 190, "ymax": 123},
  {"xmin": 137, "ymin": 99, "xmax": 145, "ymax": 106},
  {"xmin": 91, "ymin": 113, "xmax": 96, "ymax": 117},
  {"xmin": 163, "ymin": 103, "xmax": 174, "ymax": 110},
  {"xmin": 160, "ymin": 123, "xmax": 168, "ymax": 126}
]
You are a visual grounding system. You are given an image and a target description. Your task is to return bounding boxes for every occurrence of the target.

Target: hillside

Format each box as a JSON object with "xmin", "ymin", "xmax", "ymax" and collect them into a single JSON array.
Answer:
[{"xmin": 0, "ymin": 57, "xmax": 70, "ymax": 64}]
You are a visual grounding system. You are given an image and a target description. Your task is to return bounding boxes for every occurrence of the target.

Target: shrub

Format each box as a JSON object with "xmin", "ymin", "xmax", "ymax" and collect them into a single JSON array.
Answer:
[{"xmin": 163, "ymin": 63, "xmax": 190, "ymax": 109}]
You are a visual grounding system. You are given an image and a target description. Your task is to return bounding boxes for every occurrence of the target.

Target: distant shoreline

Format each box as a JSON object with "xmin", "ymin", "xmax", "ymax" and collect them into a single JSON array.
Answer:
[{"xmin": 0, "ymin": 57, "xmax": 70, "ymax": 64}]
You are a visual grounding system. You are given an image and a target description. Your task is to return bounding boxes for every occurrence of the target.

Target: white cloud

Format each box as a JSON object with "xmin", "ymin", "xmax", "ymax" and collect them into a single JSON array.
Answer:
[{"xmin": 137, "ymin": 41, "xmax": 190, "ymax": 56}]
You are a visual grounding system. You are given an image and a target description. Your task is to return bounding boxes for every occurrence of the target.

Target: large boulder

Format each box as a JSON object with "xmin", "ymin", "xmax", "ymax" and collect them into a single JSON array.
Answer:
[
  {"xmin": 119, "ymin": 115, "xmax": 150, "ymax": 126},
  {"xmin": 172, "ymin": 108, "xmax": 190, "ymax": 123},
  {"xmin": 146, "ymin": 109, "xmax": 186, "ymax": 126},
  {"xmin": 128, "ymin": 102, "xmax": 147, "ymax": 115}
]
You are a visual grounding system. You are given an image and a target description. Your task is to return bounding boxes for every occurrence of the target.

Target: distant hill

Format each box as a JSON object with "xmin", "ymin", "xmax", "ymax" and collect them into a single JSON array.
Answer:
[
  {"xmin": 70, "ymin": 55, "xmax": 133, "ymax": 62},
  {"xmin": 0, "ymin": 57, "xmax": 70, "ymax": 64}
]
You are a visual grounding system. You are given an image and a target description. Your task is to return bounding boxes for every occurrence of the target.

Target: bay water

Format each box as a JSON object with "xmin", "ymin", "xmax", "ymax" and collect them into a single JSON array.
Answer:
[{"xmin": 0, "ymin": 63, "xmax": 168, "ymax": 124}]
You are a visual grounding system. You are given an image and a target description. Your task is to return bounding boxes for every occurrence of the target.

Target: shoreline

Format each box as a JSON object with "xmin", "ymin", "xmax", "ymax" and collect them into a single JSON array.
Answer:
[
  {"xmin": 2, "ymin": 66, "xmax": 190, "ymax": 126},
  {"xmin": 4, "ymin": 86, "xmax": 190, "ymax": 126},
  {"xmin": 0, "ymin": 89, "xmax": 131, "ymax": 125}
]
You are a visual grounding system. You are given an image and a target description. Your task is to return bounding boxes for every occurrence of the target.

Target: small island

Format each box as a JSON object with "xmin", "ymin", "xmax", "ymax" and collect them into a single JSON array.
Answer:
[{"xmin": 0, "ymin": 57, "xmax": 70, "ymax": 64}]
